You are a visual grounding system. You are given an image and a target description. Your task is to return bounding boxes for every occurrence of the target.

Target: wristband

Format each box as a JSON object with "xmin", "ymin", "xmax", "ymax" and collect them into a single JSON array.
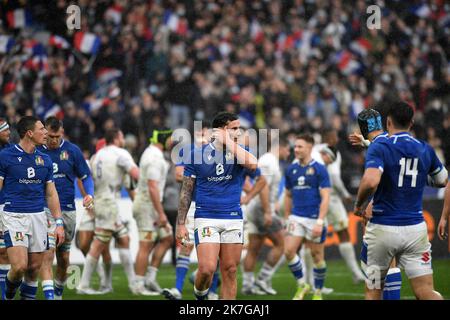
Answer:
[
  {"xmin": 316, "ymin": 218, "xmax": 324, "ymax": 226},
  {"xmin": 55, "ymin": 218, "xmax": 64, "ymax": 227}
]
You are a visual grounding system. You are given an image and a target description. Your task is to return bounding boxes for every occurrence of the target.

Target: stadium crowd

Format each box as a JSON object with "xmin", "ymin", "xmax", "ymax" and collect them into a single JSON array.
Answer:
[{"xmin": 0, "ymin": 0, "xmax": 449, "ymax": 193}]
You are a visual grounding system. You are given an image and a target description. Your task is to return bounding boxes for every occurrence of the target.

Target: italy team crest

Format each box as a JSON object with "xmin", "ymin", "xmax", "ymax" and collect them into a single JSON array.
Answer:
[
  {"xmin": 15, "ymin": 232, "xmax": 24, "ymax": 242},
  {"xmin": 35, "ymin": 155, "xmax": 44, "ymax": 166},
  {"xmin": 202, "ymin": 227, "xmax": 212, "ymax": 238},
  {"xmin": 60, "ymin": 150, "xmax": 69, "ymax": 160},
  {"xmin": 306, "ymin": 167, "xmax": 315, "ymax": 175}
]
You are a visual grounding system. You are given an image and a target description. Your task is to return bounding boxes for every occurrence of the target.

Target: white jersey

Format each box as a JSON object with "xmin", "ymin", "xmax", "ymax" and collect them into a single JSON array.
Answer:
[
  {"xmin": 248, "ymin": 152, "xmax": 281, "ymax": 208},
  {"xmin": 91, "ymin": 145, "xmax": 137, "ymax": 200},
  {"xmin": 312, "ymin": 143, "xmax": 350, "ymax": 198},
  {"xmin": 135, "ymin": 144, "xmax": 169, "ymax": 202}
]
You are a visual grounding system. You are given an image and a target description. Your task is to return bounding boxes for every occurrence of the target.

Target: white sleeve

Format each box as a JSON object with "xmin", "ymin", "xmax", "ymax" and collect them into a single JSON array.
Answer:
[
  {"xmin": 145, "ymin": 158, "xmax": 163, "ymax": 181},
  {"xmin": 258, "ymin": 157, "xmax": 273, "ymax": 185},
  {"xmin": 117, "ymin": 150, "xmax": 136, "ymax": 173},
  {"xmin": 328, "ymin": 164, "xmax": 351, "ymax": 198}
]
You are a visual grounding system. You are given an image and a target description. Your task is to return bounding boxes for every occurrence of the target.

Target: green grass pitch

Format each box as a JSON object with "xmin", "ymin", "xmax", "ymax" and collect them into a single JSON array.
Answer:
[{"xmin": 35, "ymin": 259, "xmax": 450, "ymax": 300}]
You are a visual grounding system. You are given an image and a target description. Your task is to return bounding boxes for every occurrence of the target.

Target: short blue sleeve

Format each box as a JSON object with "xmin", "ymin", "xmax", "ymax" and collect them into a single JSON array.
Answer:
[
  {"xmin": 284, "ymin": 167, "xmax": 293, "ymax": 190},
  {"xmin": 73, "ymin": 145, "xmax": 91, "ymax": 179},
  {"xmin": 45, "ymin": 157, "xmax": 54, "ymax": 183},
  {"xmin": 0, "ymin": 152, "xmax": 6, "ymax": 179},
  {"xmin": 365, "ymin": 142, "xmax": 385, "ymax": 171},
  {"xmin": 427, "ymin": 144, "xmax": 444, "ymax": 176},
  {"xmin": 245, "ymin": 167, "xmax": 261, "ymax": 179},
  {"xmin": 183, "ymin": 149, "xmax": 197, "ymax": 178}
]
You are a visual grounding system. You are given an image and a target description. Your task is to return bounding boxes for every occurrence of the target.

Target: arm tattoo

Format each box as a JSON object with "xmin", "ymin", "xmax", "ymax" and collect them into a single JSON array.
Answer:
[{"xmin": 177, "ymin": 176, "xmax": 195, "ymax": 225}]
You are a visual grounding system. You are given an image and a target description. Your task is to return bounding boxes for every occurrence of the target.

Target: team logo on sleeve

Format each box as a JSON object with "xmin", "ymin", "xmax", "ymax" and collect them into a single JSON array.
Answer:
[
  {"xmin": 306, "ymin": 167, "xmax": 315, "ymax": 175},
  {"xmin": 60, "ymin": 150, "xmax": 69, "ymax": 161},
  {"xmin": 15, "ymin": 232, "xmax": 24, "ymax": 242},
  {"xmin": 35, "ymin": 155, "xmax": 44, "ymax": 166},
  {"xmin": 201, "ymin": 227, "xmax": 212, "ymax": 238}
]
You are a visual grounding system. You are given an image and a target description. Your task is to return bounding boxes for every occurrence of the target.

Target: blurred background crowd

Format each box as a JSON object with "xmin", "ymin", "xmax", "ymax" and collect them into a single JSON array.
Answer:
[{"xmin": 0, "ymin": 0, "xmax": 449, "ymax": 195}]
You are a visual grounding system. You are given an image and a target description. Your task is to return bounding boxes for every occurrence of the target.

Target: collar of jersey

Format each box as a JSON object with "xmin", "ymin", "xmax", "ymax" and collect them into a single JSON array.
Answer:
[
  {"xmin": 390, "ymin": 131, "xmax": 412, "ymax": 138},
  {"xmin": 373, "ymin": 132, "xmax": 388, "ymax": 141},
  {"xmin": 15, "ymin": 144, "xmax": 37, "ymax": 154},
  {"xmin": 42, "ymin": 139, "xmax": 65, "ymax": 150},
  {"xmin": 294, "ymin": 159, "xmax": 316, "ymax": 167}
]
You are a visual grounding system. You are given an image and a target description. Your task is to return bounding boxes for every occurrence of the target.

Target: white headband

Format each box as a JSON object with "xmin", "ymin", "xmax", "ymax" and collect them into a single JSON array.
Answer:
[{"xmin": 0, "ymin": 122, "xmax": 9, "ymax": 132}]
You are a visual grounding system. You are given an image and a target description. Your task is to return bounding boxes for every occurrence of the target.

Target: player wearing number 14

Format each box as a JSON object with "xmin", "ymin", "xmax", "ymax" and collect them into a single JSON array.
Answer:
[{"xmin": 354, "ymin": 101, "xmax": 448, "ymax": 300}]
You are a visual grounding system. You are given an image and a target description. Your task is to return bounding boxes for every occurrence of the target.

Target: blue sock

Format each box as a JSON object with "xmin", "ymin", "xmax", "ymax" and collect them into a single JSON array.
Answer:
[
  {"xmin": 175, "ymin": 255, "xmax": 190, "ymax": 292},
  {"xmin": 194, "ymin": 286, "xmax": 209, "ymax": 300},
  {"xmin": 5, "ymin": 274, "xmax": 22, "ymax": 300},
  {"xmin": 54, "ymin": 279, "xmax": 65, "ymax": 298},
  {"xmin": 0, "ymin": 265, "xmax": 10, "ymax": 300},
  {"xmin": 383, "ymin": 268, "xmax": 401, "ymax": 300},
  {"xmin": 19, "ymin": 280, "xmax": 38, "ymax": 300},
  {"xmin": 210, "ymin": 267, "xmax": 220, "ymax": 294},
  {"xmin": 42, "ymin": 280, "xmax": 55, "ymax": 300},
  {"xmin": 288, "ymin": 255, "xmax": 304, "ymax": 280},
  {"xmin": 313, "ymin": 262, "xmax": 327, "ymax": 290}
]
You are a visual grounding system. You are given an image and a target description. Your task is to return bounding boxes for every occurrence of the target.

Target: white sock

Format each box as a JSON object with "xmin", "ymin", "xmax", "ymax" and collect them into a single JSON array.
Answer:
[
  {"xmin": 338, "ymin": 242, "xmax": 364, "ymax": 278},
  {"xmin": 134, "ymin": 275, "xmax": 145, "ymax": 286},
  {"xmin": 96, "ymin": 259, "xmax": 106, "ymax": 286},
  {"xmin": 118, "ymin": 248, "xmax": 135, "ymax": 286},
  {"xmin": 257, "ymin": 262, "xmax": 276, "ymax": 282},
  {"xmin": 302, "ymin": 248, "xmax": 314, "ymax": 287},
  {"xmin": 80, "ymin": 255, "xmax": 98, "ymax": 288},
  {"xmin": 146, "ymin": 266, "xmax": 158, "ymax": 283},
  {"xmin": 243, "ymin": 271, "xmax": 255, "ymax": 287},
  {"xmin": 101, "ymin": 261, "xmax": 113, "ymax": 288}
]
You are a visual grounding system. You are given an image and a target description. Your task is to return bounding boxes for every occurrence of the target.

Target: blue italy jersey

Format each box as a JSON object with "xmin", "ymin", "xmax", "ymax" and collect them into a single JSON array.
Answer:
[
  {"xmin": 284, "ymin": 160, "xmax": 331, "ymax": 219},
  {"xmin": 0, "ymin": 142, "xmax": 12, "ymax": 205},
  {"xmin": 184, "ymin": 143, "xmax": 251, "ymax": 219},
  {"xmin": 38, "ymin": 140, "xmax": 91, "ymax": 211},
  {"xmin": 365, "ymin": 132, "xmax": 444, "ymax": 226},
  {"xmin": 0, "ymin": 144, "xmax": 53, "ymax": 213}
]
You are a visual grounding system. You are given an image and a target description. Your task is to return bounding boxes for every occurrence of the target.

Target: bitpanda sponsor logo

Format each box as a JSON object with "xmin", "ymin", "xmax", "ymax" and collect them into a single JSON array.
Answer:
[
  {"xmin": 207, "ymin": 175, "xmax": 232, "ymax": 182},
  {"xmin": 19, "ymin": 178, "xmax": 42, "ymax": 184}
]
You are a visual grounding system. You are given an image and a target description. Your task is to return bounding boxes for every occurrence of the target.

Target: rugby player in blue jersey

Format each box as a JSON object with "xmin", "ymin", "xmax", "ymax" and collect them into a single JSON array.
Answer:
[
  {"xmin": 175, "ymin": 112, "xmax": 257, "ymax": 300},
  {"xmin": 38, "ymin": 117, "xmax": 94, "ymax": 299},
  {"xmin": 0, "ymin": 118, "xmax": 12, "ymax": 299},
  {"xmin": 283, "ymin": 134, "xmax": 331, "ymax": 300},
  {"xmin": 354, "ymin": 101, "xmax": 448, "ymax": 300},
  {"xmin": 0, "ymin": 116, "xmax": 65, "ymax": 300}
]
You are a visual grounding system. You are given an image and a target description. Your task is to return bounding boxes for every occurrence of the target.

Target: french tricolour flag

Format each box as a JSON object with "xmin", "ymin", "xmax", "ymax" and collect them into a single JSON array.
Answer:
[
  {"xmin": 335, "ymin": 50, "xmax": 361, "ymax": 75},
  {"xmin": 74, "ymin": 32, "xmax": 101, "ymax": 55},
  {"xmin": 250, "ymin": 19, "xmax": 264, "ymax": 44},
  {"xmin": 49, "ymin": 35, "xmax": 70, "ymax": 49},
  {"xmin": 350, "ymin": 38, "xmax": 372, "ymax": 57},
  {"xmin": 0, "ymin": 35, "xmax": 15, "ymax": 53},
  {"xmin": 96, "ymin": 67, "xmax": 123, "ymax": 84},
  {"xmin": 163, "ymin": 10, "xmax": 188, "ymax": 36},
  {"xmin": 6, "ymin": 9, "xmax": 32, "ymax": 29}
]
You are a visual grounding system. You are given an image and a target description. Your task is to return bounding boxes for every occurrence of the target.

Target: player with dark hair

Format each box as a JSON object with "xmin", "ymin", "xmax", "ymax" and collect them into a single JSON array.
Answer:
[
  {"xmin": 354, "ymin": 101, "xmax": 447, "ymax": 300},
  {"xmin": 176, "ymin": 112, "xmax": 257, "ymax": 300},
  {"xmin": 38, "ymin": 116, "xmax": 94, "ymax": 299},
  {"xmin": 0, "ymin": 116, "xmax": 65, "ymax": 300}
]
